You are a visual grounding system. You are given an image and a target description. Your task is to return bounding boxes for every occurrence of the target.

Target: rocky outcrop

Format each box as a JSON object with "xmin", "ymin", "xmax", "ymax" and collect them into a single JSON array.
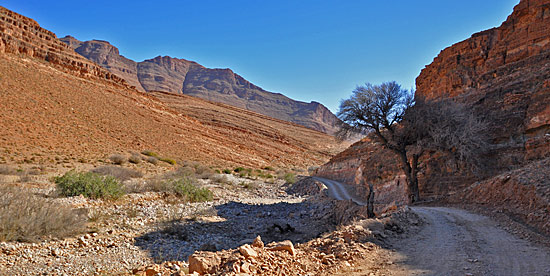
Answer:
[
  {"xmin": 315, "ymin": 0, "xmax": 550, "ymax": 207},
  {"xmin": 0, "ymin": 7, "xmax": 127, "ymax": 87},
  {"xmin": 60, "ymin": 36, "xmax": 340, "ymax": 134},
  {"xmin": 416, "ymin": 0, "xmax": 550, "ymax": 166}
]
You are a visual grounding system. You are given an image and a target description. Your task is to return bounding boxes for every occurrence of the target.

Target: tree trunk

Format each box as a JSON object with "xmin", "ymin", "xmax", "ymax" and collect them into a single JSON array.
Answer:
[
  {"xmin": 396, "ymin": 150, "xmax": 420, "ymax": 203},
  {"xmin": 367, "ymin": 183, "xmax": 375, "ymax": 218}
]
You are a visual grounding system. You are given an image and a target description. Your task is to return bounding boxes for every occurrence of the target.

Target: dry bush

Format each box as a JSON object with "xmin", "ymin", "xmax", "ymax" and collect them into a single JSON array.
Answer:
[
  {"xmin": 109, "ymin": 154, "xmax": 127, "ymax": 165},
  {"xmin": 90, "ymin": 165, "xmax": 143, "ymax": 181},
  {"xmin": 0, "ymin": 165, "xmax": 16, "ymax": 175},
  {"xmin": 146, "ymin": 156, "xmax": 159, "ymax": 165},
  {"xmin": 55, "ymin": 171, "xmax": 125, "ymax": 200},
  {"xmin": 0, "ymin": 186, "xmax": 86, "ymax": 242},
  {"xmin": 128, "ymin": 154, "xmax": 142, "ymax": 164}
]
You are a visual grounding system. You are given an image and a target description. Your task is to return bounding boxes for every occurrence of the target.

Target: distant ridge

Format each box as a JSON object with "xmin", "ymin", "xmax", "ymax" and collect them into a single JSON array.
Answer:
[{"xmin": 60, "ymin": 36, "xmax": 340, "ymax": 134}]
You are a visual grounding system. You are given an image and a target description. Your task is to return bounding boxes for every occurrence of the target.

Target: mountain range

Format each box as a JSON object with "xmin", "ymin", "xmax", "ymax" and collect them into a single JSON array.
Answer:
[{"xmin": 60, "ymin": 36, "xmax": 340, "ymax": 134}]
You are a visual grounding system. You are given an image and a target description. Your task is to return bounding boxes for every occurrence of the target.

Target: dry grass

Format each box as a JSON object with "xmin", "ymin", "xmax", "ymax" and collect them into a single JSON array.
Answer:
[
  {"xmin": 109, "ymin": 154, "xmax": 127, "ymax": 165},
  {"xmin": 0, "ymin": 186, "xmax": 86, "ymax": 242},
  {"xmin": 90, "ymin": 165, "xmax": 143, "ymax": 181}
]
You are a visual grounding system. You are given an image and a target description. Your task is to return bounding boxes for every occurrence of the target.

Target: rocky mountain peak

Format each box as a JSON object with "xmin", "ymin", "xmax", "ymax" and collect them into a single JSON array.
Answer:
[{"xmin": 62, "ymin": 37, "xmax": 340, "ymax": 134}]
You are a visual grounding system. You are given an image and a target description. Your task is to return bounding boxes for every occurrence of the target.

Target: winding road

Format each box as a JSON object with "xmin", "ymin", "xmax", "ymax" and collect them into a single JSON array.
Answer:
[
  {"xmin": 312, "ymin": 177, "xmax": 366, "ymax": 205},
  {"xmin": 313, "ymin": 177, "xmax": 550, "ymax": 275}
]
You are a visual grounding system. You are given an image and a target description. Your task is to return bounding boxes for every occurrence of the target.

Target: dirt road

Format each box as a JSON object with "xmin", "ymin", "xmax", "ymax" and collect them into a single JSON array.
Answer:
[
  {"xmin": 383, "ymin": 207, "xmax": 550, "ymax": 276},
  {"xmin": 312, "ymin": 177, "xmax": 366, "ymax": 205}
]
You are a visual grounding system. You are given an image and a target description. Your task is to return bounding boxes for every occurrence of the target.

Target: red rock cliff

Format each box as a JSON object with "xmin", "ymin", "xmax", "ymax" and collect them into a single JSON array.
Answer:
[
  {"xmin": 0, "ymin": 6, "xmax": 128, "ymax": 87},
  {"xmin": 316, "ymin": 0, "xmax": 550, "ymax": 208}
]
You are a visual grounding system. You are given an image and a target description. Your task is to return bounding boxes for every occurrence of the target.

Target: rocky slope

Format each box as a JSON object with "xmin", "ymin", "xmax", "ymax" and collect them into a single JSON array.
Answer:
[
  {"xmin": 0, "ymin": 6, "xmax": 343, "ymax": 169},
  {"xmin": 315, "ymin": 0, "xmax": 550, "ymax": 210},
  {"xmin": 60, "ymin": 36, "xmax": 341, "ymax": 134}
]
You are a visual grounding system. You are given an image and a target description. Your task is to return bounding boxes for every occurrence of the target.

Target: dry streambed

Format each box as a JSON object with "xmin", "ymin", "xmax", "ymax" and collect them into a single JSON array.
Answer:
[{"xmin": 0, "ymin": 172, "xmax": 418, "ymax": 275}]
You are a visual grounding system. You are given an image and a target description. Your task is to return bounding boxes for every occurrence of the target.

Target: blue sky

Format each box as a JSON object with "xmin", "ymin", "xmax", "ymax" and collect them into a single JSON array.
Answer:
[{"xmin": 3, "ymin": 0, "xmax": 519, "ymax": 112}]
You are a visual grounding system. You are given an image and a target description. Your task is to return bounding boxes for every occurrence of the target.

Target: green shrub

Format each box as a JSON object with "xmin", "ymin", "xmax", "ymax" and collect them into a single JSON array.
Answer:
[
  {"xmin": 54, "ymin": 170, "xmax": 125, "ymax": 200},
  {"xmin": 0, "ymin": 186, "xmax": 86, "ymax": 242},
  {"xmin": 263, "ymin": 166, "xmax": 275, "ymax": 171},
  {"xmin": 233, "ymin": 167, "xmax": 245, "ymax": 173},
  {"xmin": 222, "ymin": 169, "xmax": 232, "ymax": 174},
  {"xmin": 283, "ymin": 172, "xmax": 297, "ymax": 184},
  {"xmin": 172, "ymin": 178, "xmax": 213, "ymax": 202},
  {"xmin": 159, "ymin": 157, "xmax": 177, "ymax": 165},
  {"xmin": 141, "ymin": 150, "xmax": 159, "ymax": 158}
]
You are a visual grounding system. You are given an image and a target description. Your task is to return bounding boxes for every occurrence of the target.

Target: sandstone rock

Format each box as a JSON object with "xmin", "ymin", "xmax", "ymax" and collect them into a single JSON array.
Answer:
[
  {"xmin": 238, "ymin": 244, "xmax": 258, "ymax": 258},
  {"xmin": 252, "ymin": 236, "xmax": 264, "ymax": 248},
  {"xmin": 0, "ymin": 8, "xmax": 128, "ymax": 88},
  {"xmin": 188, "ymin": 252, "xmax": 221, "ymax": 275},
  {"xmin": 267, "ymin": 240, "xmax": 295, "ymax": 256}
]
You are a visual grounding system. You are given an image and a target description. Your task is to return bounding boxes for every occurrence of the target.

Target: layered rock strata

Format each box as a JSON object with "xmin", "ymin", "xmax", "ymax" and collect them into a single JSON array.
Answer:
[
  {"xmin": 60, "ymin": 36, "xmax": 340, "ymax": 134},
  {"xmin": 0, "ymin": 6, "xmax": 127, "ymax": 87}
]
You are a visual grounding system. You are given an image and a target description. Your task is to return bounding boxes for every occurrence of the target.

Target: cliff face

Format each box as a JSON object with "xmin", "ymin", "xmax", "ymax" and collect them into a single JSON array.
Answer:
[
  {"xmin": 316, "ymin": 0, "xmax": 550, "ymax": 208},
  {"xmin": 0, "ymin": 7, "xmax": 127, "ymax": 87},
  {"xmin": 60, "ymin": 36, "xmax": 340, "ymax": 134}
]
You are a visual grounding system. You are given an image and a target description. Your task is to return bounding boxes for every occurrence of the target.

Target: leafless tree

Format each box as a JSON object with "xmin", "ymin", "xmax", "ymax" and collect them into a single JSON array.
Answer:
[{"xmin": 337, "ymin": 81, "xmax": 486, "ymax": 203}]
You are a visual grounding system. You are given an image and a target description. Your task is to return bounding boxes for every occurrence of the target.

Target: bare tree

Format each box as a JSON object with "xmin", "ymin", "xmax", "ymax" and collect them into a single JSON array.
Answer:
[{"xmin": 337, "ymin": 81, "xmax": 486, "ymax": 203}]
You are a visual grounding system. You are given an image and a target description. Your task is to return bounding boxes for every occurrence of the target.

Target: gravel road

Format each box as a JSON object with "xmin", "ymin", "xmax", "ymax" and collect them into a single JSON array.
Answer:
[
  {"xmin": 312, "ymin": 177, "xmax": 366, "ymax": 205},
  {"xmin": 386, "ymin": 207, "xmax": 550, "ymax": 276}
]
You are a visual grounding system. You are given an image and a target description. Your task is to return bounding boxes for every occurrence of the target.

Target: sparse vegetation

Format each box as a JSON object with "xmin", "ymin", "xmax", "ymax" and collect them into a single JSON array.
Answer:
[
  {"xmin": 128, "ymin": 154, "xmax": 142, "ymax": 164},
  {"xmin": 263, "ymin": 166, "xmax": 275, "ymax": 171},
  {"xmin": 109, "ymin": 154, "xmax": 127, "ymax": 165},
  {"xmin": 90, "ymin": 165, "xmax": 143, "ymax": 181},
  {"xmin": 141, "ymin": 150, "xmax": 159, "ymax": 158},
  {"xmin": 159, "ymin": 157, "xmax": 177, "ymax": 165},
  {"xmin": 54, "ymin": 170, "xmax": 125, "ymax": 200},
  {"xmin": 146, "ymin": 156, "xmax": 159, "ymax": 165},
  {"xmin": 283, "ymin": 172, "xmax": 297, "ymax": 184},
  {"xmin": 233, "ymin": 167, "xmax": 245, "ymax": 173},
  {"xmin": 0, "ymin": 186, "xmax": 86, "ymax": 242},
  {"xmin": 222, "ymin": 169, "xmax": 232, "ymax": 174}
]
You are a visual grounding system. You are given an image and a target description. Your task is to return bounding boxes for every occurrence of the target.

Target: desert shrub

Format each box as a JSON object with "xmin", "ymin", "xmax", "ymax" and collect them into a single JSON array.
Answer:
[
  {"xmin": 159, "ymin": 157, "xmax": 177, "ymax": 165},
  {"xmin": 263, "ymin": 166, "xmax": 275, "ymax": 171},
  {"xmin": 90, "ymin": 166, "xmax": 143, "ymax": 181},
  {"xmin": 214, "ymin": 169, "xmax": 221, "ymax": 174},
  {"xmin": 0, "ymin": 165, "xmax": 15, "ymax": 175},
  {"xmin": 222, "ymin": 169, "xmax": 232, "ymax": 174},
  {"xmin": 146, "ymin": 156, "xmax": 159, "ymax": 165},
  {"xmin": 147, "ymin": 177, "xmax": 212, "ymax": 202},
  {"xmin": 241, "ymin": 181, "xmax": 258, "ymax": 190},
  {"xmin": 128, "ymin": 154, "xmax": 142, "ymax": 164},
  {"xmin": 141, "ymin": 150, "xmax": 159, "ymax": 158},
  {"xmin": 172, "ymin": 178, "xmax": 213, "ymax": 202},
  {"xmin": 54, "ymin": 170, "xmax": 125, "ymax": 200},
  {"xmin": 195, "ymin": 165, "xmax": 215, "ymax": 179},
  {"xmin": 164, "ymin": 166, "xmax": 195, "ymax": 179},
  {"xmin": 283, "ymin": 172, "xmax": 296, "ymax": 184},
  {"xmin": 0, "ymin": 186, "xmax": 86, "ymax": 242},
  {"xmin": 233, "ymin": 167, "xmax": 245, "ymax": 173},
  {"xmin": 109, "ymin": 154, "xmax": 127, "ymax": 165},
  {"xmin": 211, "ymin": 174, "xmax": 232, "ymax": 185}
]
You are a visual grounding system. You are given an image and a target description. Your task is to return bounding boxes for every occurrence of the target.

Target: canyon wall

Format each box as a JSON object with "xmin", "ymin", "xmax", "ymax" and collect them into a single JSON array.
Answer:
[{"xmin": 316, "ymin": 0, "xmax": 550, "ymax": 209}]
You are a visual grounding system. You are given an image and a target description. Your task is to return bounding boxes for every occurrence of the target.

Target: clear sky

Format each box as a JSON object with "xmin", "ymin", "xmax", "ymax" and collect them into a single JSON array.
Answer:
[{"xmin": 2, "ymin": 0, "xmax": 519, "ymax": 112}]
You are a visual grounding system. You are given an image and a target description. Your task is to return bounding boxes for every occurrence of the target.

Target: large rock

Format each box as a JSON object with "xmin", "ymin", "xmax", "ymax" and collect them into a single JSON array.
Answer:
[
  {"xmin": 188, "ymin": 251, "xmax": 222, "ymax": 275},
  {"xmin": 60, "ymin": 36, "xmax": 341, "ymax": 134}
]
